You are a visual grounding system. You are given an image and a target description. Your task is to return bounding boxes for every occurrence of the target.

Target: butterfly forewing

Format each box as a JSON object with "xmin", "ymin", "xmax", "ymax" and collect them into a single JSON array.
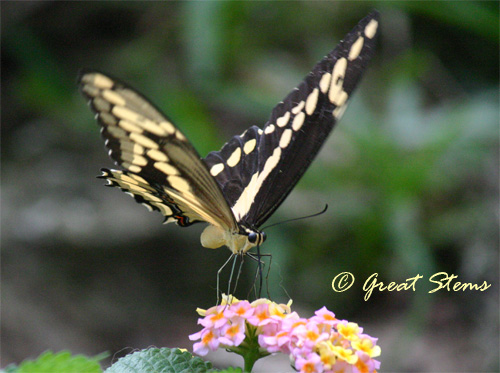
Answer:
[
  {"xmin": 79, "ymin": 71, "xmax": 238, "ymax": 230},
  {"xmin": 204, "ymin": 11, "xmax": 379, "ymax": 227}
]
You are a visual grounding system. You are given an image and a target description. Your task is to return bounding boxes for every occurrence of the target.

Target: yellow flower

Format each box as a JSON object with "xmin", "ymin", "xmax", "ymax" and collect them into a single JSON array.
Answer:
[
  {"xmin": 316, "ymin": 341, "xmax": 337, "ymax": 370},
  {"xmin": 221, "ymin": 294, "xmax": 240, "ymax": 305},
  {"xmin": 352, "ymin": 338, "xmax": 381, "ymax": 358},
  {"xmin": 337, "ymin": 322, "xmax": 361, "ymax": 341},
  {"xmin": 250, "ymin": 298, "xmax": 272, "ymax": 307},
  {"xmin": 196, "ymin": 307, "xmax": 207, "ymax": 317},
  {"xmin": 268, "ymin": 302, "xmax": 288, "ymax": 319},
  {"xmin": 332, "ymin": 345, "xmax": 358, "ymax": 364}
]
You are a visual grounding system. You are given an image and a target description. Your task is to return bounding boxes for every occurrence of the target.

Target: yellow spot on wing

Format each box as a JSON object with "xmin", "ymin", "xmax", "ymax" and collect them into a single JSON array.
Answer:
[
  {"xmin": 168, "ymin": 175, "xmax": 191, "ymax": 192},
  {"xmin": 121, "ymin": 162, "xmax": 142, "ymax": 173},
  {"xmin": 291, "ymin": 100, "xmax": 305, "ymax": 115},
  {"xmin": 329, "ymin": 58, "xmax": 347, "ymax": 104},
  {"xmin": 121, "ymin": 151, "xmax": 148, "ymax": 166},
  {"xmin": 154, "ymin": 162, "xmax": 178, "ymax": 175},
  {"xmin": 305, "ymin": 88, "xmax": 319, "ymax": 116},
  {"xmin": 276, "ymin": 111, "xmax": 290, "ymax": 127},
  {"xmin": 102, "ymin": 89, "xmax": 126, "ymax": 106},
  {"xmin": 319, "ymin": 73, "xmax": 331, "ymax": 94},
  {"xmin": 147, "ymin": 149, "xmax": 169, "ymax": 162},
  {"xmin": 175, "ymin": 131, "xmax": 186, "ymax": 140},
  {"xmin": 210, "ymin": 163, "xmax": 225, "ymax": 177},
  {"xmin": 160, "ymin": 121, "xmax": 176, "ymax": 135},
  {"xmin": 291, "ymin": 111, "xmax": 306, "ymax": 131},
  {"xmin": 129, "ymin": 132, "xmax": 159, "ymax": 149},
  {"xmin": 264, "ymin": 124, "xmax": 275, "ymax": 134},
  {"xmin": 118, "ymin": 119, "xmax": 142, "ymax": 133},
  {"xmin": 120, "ymin": 140, "xmax": 144, "ymax": 155},
  {"xmin": 137, "ymin": 119, "xmax": 167, "ymax": 137},
  {"xmin": 348, "ymin": 36, "xmax": 364, "ymax": 61},
  {"xmin": 112, "ymin": 105, "xmax": 141, "ymax": 123},
  {"xmin": 243, "ymin": 139, "xmax": 257, "ymax": 154},
  {"xmin": 279, "ymin": 128, "xmax": 293, "ymax": 148},
  {"xmin": 227, "ymin": 147, "xmax": 242, "ymax": 167},
  {"xmin": 364, "ymin": 19, "xmax": 378, "ymax": 39},
  {"xmin": 89, "ymin": 73, "xmax": 114, "ymax": 89}
]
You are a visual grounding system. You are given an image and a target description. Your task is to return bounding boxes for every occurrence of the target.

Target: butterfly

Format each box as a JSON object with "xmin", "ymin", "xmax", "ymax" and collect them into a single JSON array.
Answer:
[{"xmin": 79, "ymin": 11, "xmax": 379, "ymax": 256}]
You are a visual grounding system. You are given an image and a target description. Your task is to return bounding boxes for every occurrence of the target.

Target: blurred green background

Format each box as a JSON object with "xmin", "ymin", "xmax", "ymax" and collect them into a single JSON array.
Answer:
[{"xmin": 2, "ymin": 1, "xmax": 498, "ymax": 371}]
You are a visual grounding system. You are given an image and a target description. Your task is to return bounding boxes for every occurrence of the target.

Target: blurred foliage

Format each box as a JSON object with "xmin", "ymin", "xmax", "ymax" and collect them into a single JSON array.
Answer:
[
  {"xmin": 5, "ymin": 350, "xmax": 104, "ymax": 373},
  {"xmin": 2, "ymin": 1, "xmax": 498, "ymax": 372}
]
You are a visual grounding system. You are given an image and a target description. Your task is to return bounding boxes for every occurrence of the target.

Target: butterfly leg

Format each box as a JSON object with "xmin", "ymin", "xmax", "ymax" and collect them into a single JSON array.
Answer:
[
  {"xmin": 217, "ymin": 253, "xmax": 237, "ymax": 305},
  {"xmin": 227, "ymin": 254, "xmax": 246, "ymax": 302},
  {"xmin": 246, "ymin": 248, "xmax": 272, "ymax": 299}
]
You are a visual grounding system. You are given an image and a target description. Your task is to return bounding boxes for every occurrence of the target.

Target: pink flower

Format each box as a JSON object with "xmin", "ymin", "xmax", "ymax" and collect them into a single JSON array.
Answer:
[
  {"xmin": 226, "ymin": 300, "xmax": 254, "ymax": 320},
  {"xmin": 247, "ymin": 303, "xmax": 272, "ymax": 326},
  {"xmin": 295, "ymin": 352, "xmax": 324, "ymax": 373},
  {"xmin": 260, "ymin": 328, "xmax": 292, "ymax": 353},
  {"xmin": 189, "ymin": 328, "xmax": 221, "ymax": 356},
  {"xmin": 353, "ymin": 350, "xmax": 381, "ymax": 373},
  {"xmin": 293, "ymin": 321, "xmax": 330, "ymax": 353},
  {"xmin": 199, "ymin": 305, "xmax": 228, "ymax": 329},
  {"xmin": 219, "ymin": 319, "xmax": 246, "ymax": 347},
  {"xmin": 311, "ymin": 307, "xmax": 338, "ymax": 332}
]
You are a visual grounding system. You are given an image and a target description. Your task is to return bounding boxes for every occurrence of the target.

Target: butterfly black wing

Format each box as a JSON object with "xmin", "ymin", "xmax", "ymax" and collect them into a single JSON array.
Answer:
[
  {"xmin": 79, "ymin": 71, "xmax": 238, "ymax": 231},
  {"xmin": 204, "ymin": 11, "xmax": 379, "ymax": 228}
]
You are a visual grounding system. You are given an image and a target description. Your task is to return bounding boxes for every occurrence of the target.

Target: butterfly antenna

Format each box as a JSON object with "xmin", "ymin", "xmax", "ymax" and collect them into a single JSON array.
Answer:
[{"xmin": 261, "ymin": 204, "xmax": 328, "ymax": 231}]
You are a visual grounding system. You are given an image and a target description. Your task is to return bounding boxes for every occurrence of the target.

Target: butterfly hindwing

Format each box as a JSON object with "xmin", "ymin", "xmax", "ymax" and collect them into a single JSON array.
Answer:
[
  {"xmin": 79, "ymin": 71, "xmax": 238, "ymax": 230},
  {"xmin": 204, "ymin": 11, "xmax": 379, "ymax": 227}
]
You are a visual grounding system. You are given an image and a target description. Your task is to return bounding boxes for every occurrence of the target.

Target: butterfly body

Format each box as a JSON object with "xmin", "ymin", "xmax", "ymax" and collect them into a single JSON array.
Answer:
[{"xmin": 79, "ymin": 12, "xmax": 379, "ymax": 254}]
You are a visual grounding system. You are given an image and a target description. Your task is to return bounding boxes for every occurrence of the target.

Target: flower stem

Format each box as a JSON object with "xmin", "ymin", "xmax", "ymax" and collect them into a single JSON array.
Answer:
[{"xmin": 243, "ymin": 349, "xmax": 259, "ymax": 372}]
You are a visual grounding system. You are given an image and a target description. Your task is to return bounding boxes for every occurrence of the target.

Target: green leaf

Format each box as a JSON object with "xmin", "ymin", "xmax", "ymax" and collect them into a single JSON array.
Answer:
[
  {"xmin": 13, "ymin": 350, "xmax": 102, "ymax": 373},
  {"xmin": 216, "ymin": 368, "xmax": 243, "ymax": 373},
  {"xmin": 105, "ymin": 348, "xmax": 213, "ymax": 373}
]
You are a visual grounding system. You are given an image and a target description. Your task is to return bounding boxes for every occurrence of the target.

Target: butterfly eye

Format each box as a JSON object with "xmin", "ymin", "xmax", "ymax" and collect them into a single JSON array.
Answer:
[
  {"xmin": 248, "ymin": 232, "xmax": 258, "ymax": 244},
  {"xmin": 261, "ymin": 232, "xmax": 267, "ymax": 243}
]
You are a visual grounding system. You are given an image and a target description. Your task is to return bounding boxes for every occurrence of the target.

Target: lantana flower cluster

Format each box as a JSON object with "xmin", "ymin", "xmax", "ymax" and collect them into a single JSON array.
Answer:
[{"xmin": 189, "ymin": 295, "xmax": 381, "ymax": 373}]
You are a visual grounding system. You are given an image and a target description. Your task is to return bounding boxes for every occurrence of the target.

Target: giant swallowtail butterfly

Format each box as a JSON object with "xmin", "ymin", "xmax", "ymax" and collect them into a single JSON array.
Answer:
[{"xmin": 79, "ymin": 12, "xmax": 379, "ymax": 255}]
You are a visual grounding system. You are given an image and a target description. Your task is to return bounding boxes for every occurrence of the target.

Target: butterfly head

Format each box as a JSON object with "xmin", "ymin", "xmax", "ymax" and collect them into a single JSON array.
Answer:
[
  {"xmin": 245, "ymin": 227, "xmax": 267, "ymax": 247},
  {"xmin": 200, "ymin": 224, "xmax": 266, "ymax": 254},
  {"xmin": 247, "ymin": 230, "xmax": 267, "ymax": 246}
]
